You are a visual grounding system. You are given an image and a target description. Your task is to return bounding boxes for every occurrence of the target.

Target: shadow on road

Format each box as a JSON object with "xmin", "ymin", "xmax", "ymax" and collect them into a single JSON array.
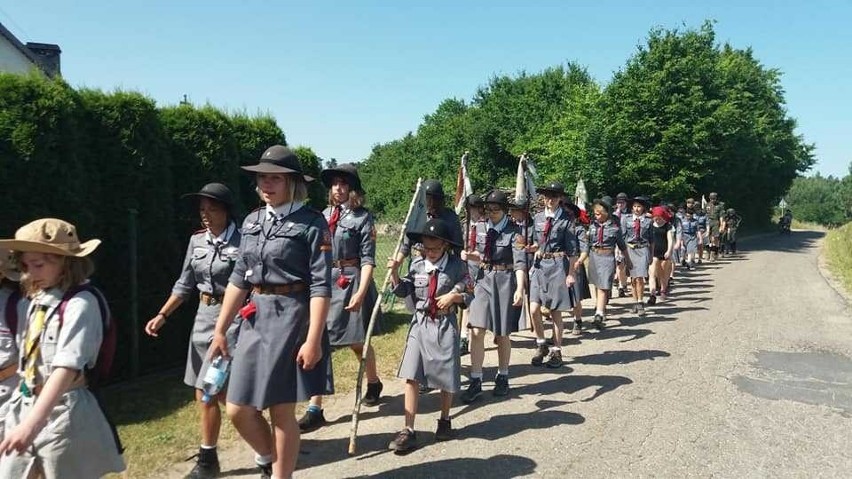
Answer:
[
  {"xmin": 345, "ymin": 454, "xmax": 537, "ymax": 478},
  {"xmin": 570, "ymin": 349, "xmax": 670, "ymax": 366},
  {"xmin": 741, "ymin": 229, "xmax": 824, "ymax": 254}
]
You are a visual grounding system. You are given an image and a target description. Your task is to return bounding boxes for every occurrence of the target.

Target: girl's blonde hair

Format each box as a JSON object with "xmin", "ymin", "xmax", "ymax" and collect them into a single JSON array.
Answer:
[
  {"xmin": 17, "ymin": 253, "xmax": 94, "ymax": 297},
  {"xmin": 327, "ymin": 189, "xmax": 365, "ymax": 210},
  {"xmin": 593, "ymin": 204, "xmax": 610, "ymax": 219},
  {"xmin": 255, "ymin": 174, "xmax": 309, "ymax": 205}
]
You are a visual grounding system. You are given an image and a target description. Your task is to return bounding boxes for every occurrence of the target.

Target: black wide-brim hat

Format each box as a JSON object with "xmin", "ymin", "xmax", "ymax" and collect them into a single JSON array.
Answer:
[
  {"xmin": 536, "ymin": 181, "xmax": 566, "ymax": 195},
  {"xmin": 181, "ymin": 182, "xmax": 236, "ymax": 208},
  {"xmin": 241, "ymin": 145, "xmax": 315, "ymax": 181},
  {"xmin": 320, "ymin": 163, "xmax": 362, "ymax": 192},
  {"xmin": 482, "ymin": 190, "xmax": 510, "ymax": 206},
  {"xmin": 422, "ymin": 179, "xmax": 445, "ymax": 197},
  {"xmin": 406, "ymin": 218, "xmax": 461, "ymax": 248},
  {"xmin": 593, "ymin": 197, "xmax": 613, "ymax": 212},
  {"xmin": 466, "ymin": 193, "xmax": 483, "ymax": 208},
  {"xmin": 564, "ymin": 202, "xmax": 581, "ymax": 217},
  {"xmin": 631, "ymin": 196, "xmax": 651, "ymax": 209}
]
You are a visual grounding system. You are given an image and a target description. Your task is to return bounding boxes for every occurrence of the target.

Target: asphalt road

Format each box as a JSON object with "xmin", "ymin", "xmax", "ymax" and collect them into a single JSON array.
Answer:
[{"xmin": 159, "ymin": 229, "xmax": 852, "ymax": 478}]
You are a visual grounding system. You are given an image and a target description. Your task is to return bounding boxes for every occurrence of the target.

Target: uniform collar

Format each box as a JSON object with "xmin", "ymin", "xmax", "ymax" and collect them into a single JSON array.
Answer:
[
  {"xmin": 545, "ymin": 207, "xmax": 562, "ymax": 219},
  {"xmin": 207, "ymin": 222, "xmax": 236, "ymax": 245},
  {"xmin": 31, "ymin": 287, "xmax": 64, "ymax": 308},
  {"xmin": 487, "ymin": 215, "xmax": 508, "ymax": 232},
  {"xmin": 266, "ymin": 201, "xmax": 304, "ymax": 221},
  {"xmin": 424, "ymin": 253, "xmax": 448, "ymax": 273}
]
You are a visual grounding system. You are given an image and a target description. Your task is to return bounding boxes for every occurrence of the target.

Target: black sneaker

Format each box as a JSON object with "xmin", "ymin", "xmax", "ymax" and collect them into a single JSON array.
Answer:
[
  {"xmin": 592, "ymin": 314, "xmax": 605, "ymax": 330},
  {"xmin": 363, "ymin": 380, "xmax": 383, "ymax": 406},
  {"xmin": 435, "ymin": 418, "xmax": 454, "ymax": 441},
  {"xmin": 185, "ymin": 448, "xmax": 220, "ymax": 479},
  {"xmin": 460, "ymin": 336, "xmax": 470, "ymax": 356},
  {"xmin": 493, "ymin": 374, "xmax": 509, "ymax": 397},
  {"xmin": 637, "ymin": 303, "xmax": 646, "ymax": 317},
  {"xmin": 297, "ymin": 409, "xmax": 326, "ymax": 432},
  {"xmin": 545, "ymin": 349, "xmax": 563, "ymax": 368},
  {"xmin": 257, "ymin": 462, "xmax": 272, "ymax": 479},
  {"xmin": 531, "ymin": 344, "xmax": 549, "ymax": 366},
  {"xmin": 389, "ymin": 428, "xmax": 418, "ymax": 453},
  {"xmin": 618, "ymin": 287, "xmax": 627, "ymax": 298},
  {"xmin": 569, "ymin": 320, "xmax": 582, "ymax": 336},
  {"xmin": 461, "ymin": 378, "xmax": 483, "ymax": 404},
  {"xmin": 647, "ymin": 294, "xmax": 657, "ymax": 306}
]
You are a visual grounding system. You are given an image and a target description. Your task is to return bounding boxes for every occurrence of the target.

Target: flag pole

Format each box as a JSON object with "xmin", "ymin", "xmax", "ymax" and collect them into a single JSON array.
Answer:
[{"xmin": 348, "ymin": 177, "xmax": 423, "ymax": 456}]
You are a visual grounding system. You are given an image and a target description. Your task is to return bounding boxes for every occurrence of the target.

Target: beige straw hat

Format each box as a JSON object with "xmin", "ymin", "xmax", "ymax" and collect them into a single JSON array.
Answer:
[{"xmin": 0, "ymin": 218, "xmax": 101, "ymax": 257}]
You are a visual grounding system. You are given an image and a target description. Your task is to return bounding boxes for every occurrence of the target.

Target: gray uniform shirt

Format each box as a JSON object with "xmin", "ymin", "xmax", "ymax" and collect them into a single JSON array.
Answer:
[
  {"xmin": 172, "ymin": 223, "xmax": 241, "ymax": 298},
  {"xmin": 393, "ymin": 255, "xmax": 474, "ymax": 317},
  {"xmin": 472, "ymin": 218, "xmax": 526, "ymax": 271},
  {"xmin": 230, "ymin": 206, "xmax": 332, "ymax": 298},
  {"xmin": 533, "ymin": 209, "xmax": 580, "ymax": 257},
  {"xmin": 586, "ymin": 219, "xmax": 627, "ymax": 252},
  {"xmin": 323, "ymin": 205, "xmax": 376, "ymax": 266},
  {"xmin": 621, "ymin": 213, "xmax": 654, "ymax": 245}
]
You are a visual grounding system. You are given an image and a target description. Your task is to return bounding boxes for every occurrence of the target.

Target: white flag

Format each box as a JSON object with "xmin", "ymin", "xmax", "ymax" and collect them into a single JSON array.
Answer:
[
  {"xmin": 575, "ymin": 178, "xmax": 588, "ymax": 210},
  {"xmin": 701, "ymin": 195, "xmax": 708, "ymax": 210},
  {"xmin": 453, "ymin": 152, "xmax": 473, "ymax": 214},
  {"xmin": 514, "ymin": 154, "xmax": 537, "ymax": 207}
]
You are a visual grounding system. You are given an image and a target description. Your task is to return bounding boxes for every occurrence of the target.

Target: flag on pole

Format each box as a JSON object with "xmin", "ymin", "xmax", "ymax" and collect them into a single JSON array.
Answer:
[
  {"xmin": 574, "ymin": 178, "xmax": 588, "ymax": 210},
  {"xmin": 453, "ymin": 151, "xmax": 473, "ymax": 214},
  {"xmin": 701, "ymin": 195, "xmax": 708, "ymax": 210},
  {"xmin": 514, "ymin": 153, "xmax": 537, "ymax": 207},
  {"xmin": 406, "ymin": 178, "xmax": 429, "ymax": 235}
]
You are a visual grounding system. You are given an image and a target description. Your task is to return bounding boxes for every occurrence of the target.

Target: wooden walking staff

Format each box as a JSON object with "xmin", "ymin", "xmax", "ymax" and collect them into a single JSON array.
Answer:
[{"xmin": 348, "ymin": 177, "xmax": 425, "ymax": 456}]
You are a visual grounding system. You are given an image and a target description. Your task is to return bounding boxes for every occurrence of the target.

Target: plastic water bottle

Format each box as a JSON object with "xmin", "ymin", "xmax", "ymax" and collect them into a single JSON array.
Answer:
[{"xmin": 201, "ymin": 355, "xmax": 231, "ymax": 403}]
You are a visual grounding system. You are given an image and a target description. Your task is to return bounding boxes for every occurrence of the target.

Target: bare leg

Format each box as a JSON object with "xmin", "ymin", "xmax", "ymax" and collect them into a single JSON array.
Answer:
[
  {"xmin": 196, "ymin": 389, "xmax": 222, "ymax": 446},
  {"xmin": 439, "ymin": 390, "xmax": 453, "ymax": 419},
  {"xmin": 226, "ymin": 403, "xmax": 273, "ymax": 458},
  {"xmin": 469, "ymin": 327, "xmax": 486, "ymax": 376},
  {"xmin": 404, "ymin": 380, "xmax": 419, "ymax": 429},
  {"xmin": 529, "ymin": 302, "xmax": 545, "ymax": 340},
  {"xmin": 268, "ymin": 403, "xmax": 299, "ymax": 479},
  {"xmin": 549, "ymin": 310, "xmax": 564, "ymax": 348},
  {"xmin": 648, "ymin": 258, "xmax": 659, "ymax": 296},
  {"xmin": 495, "ymin": 335, "xmax": 511, "ymax": 370},
  {"xmin": 351, "ymin": 343, "xmax": 379, "ymax": 383}
]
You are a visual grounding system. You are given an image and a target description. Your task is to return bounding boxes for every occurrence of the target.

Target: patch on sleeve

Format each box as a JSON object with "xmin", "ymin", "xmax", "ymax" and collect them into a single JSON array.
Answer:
[{"xmin": 320, "ymin": 230, "xmax": 332, "ymax": 252}]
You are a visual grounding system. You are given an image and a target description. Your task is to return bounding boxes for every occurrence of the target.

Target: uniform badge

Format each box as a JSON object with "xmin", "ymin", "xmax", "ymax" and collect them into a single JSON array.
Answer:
[{"xmin": 320, "ymin": 230, "xmax": 332, "ymax": 252}]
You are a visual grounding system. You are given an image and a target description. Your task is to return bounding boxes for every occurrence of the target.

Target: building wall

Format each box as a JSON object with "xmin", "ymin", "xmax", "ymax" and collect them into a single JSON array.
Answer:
[{"xmin": 0, "ymin": 38, "xmax": 38, "ymax": 74}]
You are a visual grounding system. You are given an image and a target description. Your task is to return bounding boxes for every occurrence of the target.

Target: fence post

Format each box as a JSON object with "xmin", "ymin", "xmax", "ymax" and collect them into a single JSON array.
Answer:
[{"xmin": 128, "ymin": 208, "xmax": 140, "ymax": 379}]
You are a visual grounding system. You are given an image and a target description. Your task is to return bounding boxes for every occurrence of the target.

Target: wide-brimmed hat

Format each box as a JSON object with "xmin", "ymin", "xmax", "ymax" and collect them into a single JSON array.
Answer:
[
  {"xmin": 466, "ymin": 193, "xmax": 483, "ymax": 208},
  {"xmin": 482, "ymin": 190, "xmax": 510, "ymax": 206},
  {"xmin": 181, "ymin": 182, "xmax": 236, "ymax": 207},
  {"xmin": 592, "ymin": 197, "xmax": 613, "ymax": 213},
  {"xmin": 0, "ymin": 218, "xmax": 101, "ymax": 257},
  {"xmin": 564, "ymin": 202, "xmax": 581, "ymax": 218},
  {"xmin": 708, "ymin": 192, "xmax": 718, "ymax": 200},
  {"xmin": 241, "ymin": 145, "xmax": 315, "ymax": 181},
  {"xmin": 406, "ymin": 218, "xmax": 461, "ymax": 248},
  {"xmin": 422, "ymin": 179, "xmax": 445, "ymax": 198},
  {"xmin": 320, "ymin": 163, "xmax": 362, "ymax": 192},
  {"xmin": 536, "ymin": 181, "xmax": 565, "ymax": 196},
  {"xmin": 631, "ymin": 196, "xmax": 651, "ymax": 209},
  {"xmin": 0, "ymin": 248, "xmax": 21, "ymax": 282},
  {"xmin": 615, "ymin": 192, "xmax": 629, "ymax": 202}
]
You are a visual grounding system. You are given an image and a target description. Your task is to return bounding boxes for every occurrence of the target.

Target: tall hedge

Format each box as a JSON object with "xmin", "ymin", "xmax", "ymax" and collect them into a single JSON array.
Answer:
[{"xmin": 0, "ymin": 73, "xmax": 289, "ymax": 379}]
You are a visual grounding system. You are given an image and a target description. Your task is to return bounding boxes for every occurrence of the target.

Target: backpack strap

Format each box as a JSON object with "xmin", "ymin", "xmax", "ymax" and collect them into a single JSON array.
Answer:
[{"xmin": 4, "ymin": 288, "xmax": 22, "ymax": 334}]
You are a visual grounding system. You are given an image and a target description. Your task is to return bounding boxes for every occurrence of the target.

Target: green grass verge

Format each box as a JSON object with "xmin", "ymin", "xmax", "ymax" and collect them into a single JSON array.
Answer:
[{"xmin": 825, "ymin": 222, "xmax": 852, "ymax": 295}]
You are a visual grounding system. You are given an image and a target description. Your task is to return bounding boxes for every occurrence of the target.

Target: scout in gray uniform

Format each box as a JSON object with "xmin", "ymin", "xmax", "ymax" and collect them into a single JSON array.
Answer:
[
  {"xmin": 706, "ymin": 192, "xmax": 725, "ymax": 261},
  {"xmin": 681, "ymin": 208, "xmax": 702, "ymax": 268},
  {"xmin": 208, "ymin": 146, "xmax": 333, "ymax": 479},
  {"xmin": 388, "ymin": 218, "xmax": 473, "ymax": 453},
  {"xmin": 613, "ymin": 192, "xmax": 630, "ymax": 297},
  {"xmin": 695, "ymin": 205, "xmax": 708, "ymax": 263},
  {"xmin": 0, "ymin": 250, "xmax": 22, "ymax": 442},
  {"xmin": 0, "ymin": 219, "xmax": 125, "ymax": 478},
  {"xmin": 301, "ymin": 163, "xmax": 383, "ymax": 431},
  {"xmin": 391, "ymin": 179, "xmax": 464, "ymax": 270},
  {"xmin": 144, "ymin": 183, "xmax": 241, "ymax": 478},
  {"xmin": 586, "ymin": 198, "xmax": 631, "ymax": 330},
  {"xmin": 569, "ymin": 206, "xmax": 592, "ymax": 336},
  {"xmin": 528, "ymin": 182, "xmax": 577, "ymax": 369},
  {"xmin": 460, "ymin": 193, "xmax": 485, "ymax": 356},
  {"xmin": 460, "ymin": 190, "xmax": 526, "ymax": 402},
  {"xmin": 621, "ymin": 196, "xmax": 653, "ymax": 317},
  {"xmin": 720, "ymin": 208, "xmax": 742, "ymax": 255}
]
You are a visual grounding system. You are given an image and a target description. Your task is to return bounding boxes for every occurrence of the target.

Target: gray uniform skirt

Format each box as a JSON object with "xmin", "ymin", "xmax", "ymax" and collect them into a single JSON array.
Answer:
[
  {"xmin": 468, "ymin": 269, "xmax": 522, "ymax": 336},
  {"xmin": 626, "ymin": 245, "xmax": 651, "ymax": 278},
  {"xmin": 530, "ymin": 256, "xmax": 575, "ymax": 311},
  {"xmin": 709, "ymin": 220, "xmax": 721, "ymax": 239},
  {"xmin": 573, "ymin": 263, "xmax": 592, "ymax": 301},
  {"xmin": 185, "ymin": 302, "xmax": 241, "ymax": 389},
  {"xmin": 588, "ymin": 251, "xmax": 617, "ymax": 290},
  {"xmin": 397, "ymin": 312, "xmax": 460, "ymax": 393},
  {"xmin": 327, "ymin": 266, "xmax": 381, "ymax": 347},
  {"xmin": 227, "ymin": 292, "xmax": 333, "ymax": 409},
  {"xmin": 683, "ymin": 234, "xmax": 699, "ymax": 254}
]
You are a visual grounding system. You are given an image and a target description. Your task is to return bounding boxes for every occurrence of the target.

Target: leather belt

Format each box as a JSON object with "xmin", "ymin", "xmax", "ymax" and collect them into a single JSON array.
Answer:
[
  {"xmin": 592, "ymin": 247, "xmax": 615, "ymax": 254},
  {"xmin": 627, "ymin": 243, "xmax": 649, "ymax": 249},
  {"xmin": 333, "ymin": 259, "xmax": 360, "ymax": 268},
  {"xmin": 200, "ymin": 292, "xmax": 223, "ymax": 306},
  {"xmin": 0, "ymin": 363, "xmax": 17, "ymax": 382},
  {"xmin": 418, "ymin": 308, "xmax": 453, "ymax": 318},
  {"xmin": 540, "ymin": 252, "xmax": 567, "ymax": 259},
  {"xmin": 481, "ymin": 263, "xmax": 512, "ymax": 271},
  {"xmin": 251, "ymin": 283, "xmax": 307, "ymax": 295}
]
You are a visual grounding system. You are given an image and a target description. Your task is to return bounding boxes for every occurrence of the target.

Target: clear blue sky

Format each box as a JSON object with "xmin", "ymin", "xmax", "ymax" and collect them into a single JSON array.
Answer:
[{"xmin": 2, "ymin": 1, "xmax": 849, "ymax": 177}]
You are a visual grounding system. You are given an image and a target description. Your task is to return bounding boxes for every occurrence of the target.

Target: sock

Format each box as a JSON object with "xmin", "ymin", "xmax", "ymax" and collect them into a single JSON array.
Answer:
[
  {"xmin": 536, "ymin": 338, "xmax": 546, "ymax": 346},
  {"xmin": 470, "ymin": 371, "xmax": 483, "ymax": 380},
  {"xmin": 460, "ymin": 330, "xmax": 468, "ymax": 339},
  {"xmin": 404, "ymin": 426, "xmax": 415, "ymax": 433},
  {"xmin": 200, "ymin": 444, "xmax": 216, "ymax": 450},
  {"xmin": 550, "ymin": 346, "xmax": 561, "ymax": 352},
  {"xmin": 255, "ymin": 453, "xmax": 273, "ymax": 466},
  {"xmin": 595, "ymin": 310, "xmax": 603, "ymax": 317},
  {"xmin": 497, "ymin": 369, "xmax": 509, "ymax": 377},
  {"xmin": 307, "ymin": 404, "xmax": 322, "ymax": 414}
]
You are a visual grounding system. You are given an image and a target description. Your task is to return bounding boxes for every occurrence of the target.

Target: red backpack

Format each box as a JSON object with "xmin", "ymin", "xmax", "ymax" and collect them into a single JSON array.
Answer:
[{"xmin": 5, "ymin": 284, "xmax": 117, "ymax": 387}]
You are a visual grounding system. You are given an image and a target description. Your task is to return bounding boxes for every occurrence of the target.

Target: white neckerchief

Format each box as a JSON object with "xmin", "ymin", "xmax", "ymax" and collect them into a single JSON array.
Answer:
[
  {"xmin": 424, "ymin": 252, "xmax": 448, "ymax": 273},
  {"xmin": 487, "ymin": 215, "xmax": 508, "ymax": 232},
  {"xmin": 266, "ymin": 201, "xmax": 304, "ymax": 222},
  {"xmin": 207, "ymin": 222, "xmax": 236, "ymax": 246},
  {"xmin": 545, "ymin": 207, "xmax": 563, "ymax": 219}
]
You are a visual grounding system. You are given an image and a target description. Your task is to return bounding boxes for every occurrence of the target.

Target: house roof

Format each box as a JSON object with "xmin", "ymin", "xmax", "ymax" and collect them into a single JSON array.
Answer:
[{"xmin": 0, "ymin": 21, "xmax": 42, "ymax": 67}]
